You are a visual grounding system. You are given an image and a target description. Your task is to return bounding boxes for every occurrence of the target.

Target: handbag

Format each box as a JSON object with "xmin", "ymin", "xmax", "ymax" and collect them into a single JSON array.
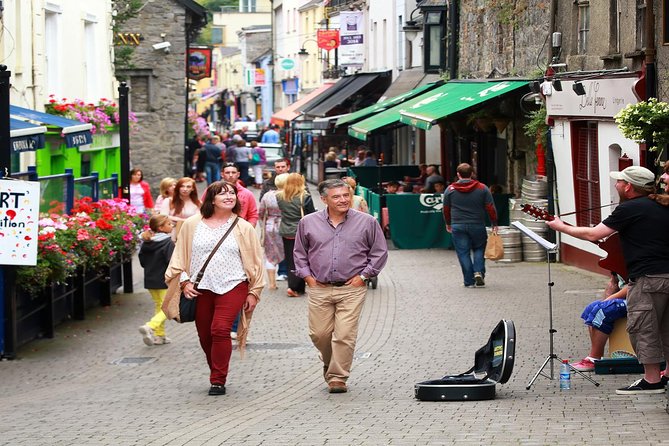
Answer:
[
  {"xmin": 250, "ymin": 150, "xmax": 261, "ymax": 165},
  {"xmin": 484, "ymin": 232, "xmax": 504, "ymax": 261},
  {"xmin": 177, "ymin": 216, "xmax": 239, "ymax": 323}
]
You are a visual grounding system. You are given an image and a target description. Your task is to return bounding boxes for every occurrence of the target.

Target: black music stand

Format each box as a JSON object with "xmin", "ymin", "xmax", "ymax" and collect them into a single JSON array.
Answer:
[{"xmin": 512, "ymin": 221, "xmax": 600, "ymax": 389}]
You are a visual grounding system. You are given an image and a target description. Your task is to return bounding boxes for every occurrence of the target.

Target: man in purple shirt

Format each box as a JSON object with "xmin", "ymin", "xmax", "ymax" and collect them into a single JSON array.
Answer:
[{"xmin": 294, "ymin": 179, "xmax": 388, "ymax": 394}]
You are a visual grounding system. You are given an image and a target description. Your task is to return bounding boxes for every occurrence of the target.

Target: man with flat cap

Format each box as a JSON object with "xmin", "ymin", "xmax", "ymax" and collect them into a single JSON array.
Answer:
[{"xmin": 547, "ymin": 165, "xmax": 669, "ymax": 395}]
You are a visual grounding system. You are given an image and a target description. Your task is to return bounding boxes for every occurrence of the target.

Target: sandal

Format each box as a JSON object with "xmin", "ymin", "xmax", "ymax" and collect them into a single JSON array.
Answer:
[{"xmin": 286, "ymin": 288, "xmax": 300, "ymax": 297}]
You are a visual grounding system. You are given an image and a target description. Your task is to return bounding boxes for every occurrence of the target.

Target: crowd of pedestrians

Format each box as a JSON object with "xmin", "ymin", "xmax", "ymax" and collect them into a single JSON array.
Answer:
[{"xmin": 127, "ymin": 132, "xmax": 669, "ymax": 403}]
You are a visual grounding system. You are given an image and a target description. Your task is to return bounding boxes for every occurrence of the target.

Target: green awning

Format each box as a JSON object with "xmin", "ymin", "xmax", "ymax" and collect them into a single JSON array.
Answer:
[
  {"xmin": 399, "ymin": 80, "xmax": 528, "ymax": 130},
  {"xmin": 335, "ymin": 81, "xmax": 443, "ymax": 127},
  {"xmin": 348, "ymin": 82, "xmax": 455, "ymax": 140}
]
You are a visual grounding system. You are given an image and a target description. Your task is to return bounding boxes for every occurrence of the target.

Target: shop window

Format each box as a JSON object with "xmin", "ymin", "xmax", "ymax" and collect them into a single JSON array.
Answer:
[
  {"xmin": 577, "ymin": 1, "xmax": 590, "ymax": 55},
  {"xmin": 571, "ymin": 121, "xmax": 601, "ymax": 227}
]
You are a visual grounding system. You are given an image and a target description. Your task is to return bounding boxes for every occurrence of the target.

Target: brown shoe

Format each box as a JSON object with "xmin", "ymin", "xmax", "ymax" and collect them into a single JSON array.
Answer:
[{"xmin": 328, "ymin": 381, "xmax": 348, "ymax": 393}]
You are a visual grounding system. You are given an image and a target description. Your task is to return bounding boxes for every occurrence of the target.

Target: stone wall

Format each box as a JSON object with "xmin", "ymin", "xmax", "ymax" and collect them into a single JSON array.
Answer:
[
  {"xmin": 458, "ymin": 0, "xmax": 551, "ymax": 79},
  {"xmin": 117, "ymin": 0, "xmax": 190, "ymax": 194}
]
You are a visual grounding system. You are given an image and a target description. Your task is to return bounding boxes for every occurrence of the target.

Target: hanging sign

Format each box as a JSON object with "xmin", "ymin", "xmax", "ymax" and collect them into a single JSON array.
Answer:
[
  {"xmin": 187, "ymin": 47, "xmax": 213, "ymax": 80},
  {"xmin": 317, "ymin": 30, "xmax": 340, "ymax": 51},
  {"xmin": 0, "ymin": 180, "xmax": 40, "ymax": 266},
  {"xmin": 339, "ymin": 11, "xmax": 364, "ymax": 66},
  {"xmin": 281, "ymin": 58, "xmax": 295, "ymax": 70}
]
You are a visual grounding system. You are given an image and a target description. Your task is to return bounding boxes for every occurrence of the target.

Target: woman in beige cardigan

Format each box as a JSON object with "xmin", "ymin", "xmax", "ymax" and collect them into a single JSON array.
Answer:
[{"xmin": 162, "ymin": 181, "xmax": 265, "ymax": 396}]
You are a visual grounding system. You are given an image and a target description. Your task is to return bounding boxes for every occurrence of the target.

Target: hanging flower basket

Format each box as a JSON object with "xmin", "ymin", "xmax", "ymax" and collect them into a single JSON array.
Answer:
[{"xmin": 614, "ymin": 98, "xmax": 669, "ymax": 154}]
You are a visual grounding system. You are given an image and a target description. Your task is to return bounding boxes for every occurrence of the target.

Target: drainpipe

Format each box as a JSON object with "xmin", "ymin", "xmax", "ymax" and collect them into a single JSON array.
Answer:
[
  {"xmin": 644, "ymin": 0, "xmax": 657, "ymax": 169},
  {"xmin": 448, "ymin": 0, "xmax": 458, "ymax": 79},
  {"xmin": 546, "ymin": 0, "xmax": 558, "ymax": 242}
]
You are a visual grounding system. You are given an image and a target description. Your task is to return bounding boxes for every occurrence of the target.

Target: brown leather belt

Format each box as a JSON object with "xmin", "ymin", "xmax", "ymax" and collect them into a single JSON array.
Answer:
[{"xmin": 318, "ymin": 281, "xmax": 347, "ymax": 287}]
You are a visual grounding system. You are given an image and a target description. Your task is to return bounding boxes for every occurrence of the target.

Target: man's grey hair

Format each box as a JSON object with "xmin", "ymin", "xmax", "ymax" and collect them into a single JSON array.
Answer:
[{"xmin": 318, "ymin": 179, "xmax": 348, "ymax": 196}]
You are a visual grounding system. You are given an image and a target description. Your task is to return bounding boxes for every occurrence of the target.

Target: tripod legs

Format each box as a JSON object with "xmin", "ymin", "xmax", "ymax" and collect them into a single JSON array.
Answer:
[{"xmin": 526, "ymin": 354, "xmax": 600, "ymax": 390}]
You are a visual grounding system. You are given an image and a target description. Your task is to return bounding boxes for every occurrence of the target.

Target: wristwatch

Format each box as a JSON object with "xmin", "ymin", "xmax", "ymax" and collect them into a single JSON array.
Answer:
[{"xmin": 359, "ymin": 274, "xmax": 367, "ymax": 281}]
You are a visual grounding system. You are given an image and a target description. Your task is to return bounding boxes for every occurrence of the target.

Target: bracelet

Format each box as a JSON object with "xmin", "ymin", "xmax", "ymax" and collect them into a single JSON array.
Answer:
[{"xmin": 180, "ymin": 281, "xmax": 190, "ymax": 290}]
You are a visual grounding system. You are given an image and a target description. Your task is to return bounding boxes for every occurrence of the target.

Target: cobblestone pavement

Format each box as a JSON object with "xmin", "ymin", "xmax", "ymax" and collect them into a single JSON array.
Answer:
[
  {"xmin": 2, "ymin": 180, "xmax": 669, "ymax": 444},
  {"xmin": 2, "ymin": 249, "xmax": 669, "ymax": 445}
]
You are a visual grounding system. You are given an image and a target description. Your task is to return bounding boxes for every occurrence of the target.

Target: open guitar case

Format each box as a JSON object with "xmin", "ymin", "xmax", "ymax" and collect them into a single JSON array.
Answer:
[{"xmin": 414, "ymin": 319, "xmax": 516, "ymax": 401}]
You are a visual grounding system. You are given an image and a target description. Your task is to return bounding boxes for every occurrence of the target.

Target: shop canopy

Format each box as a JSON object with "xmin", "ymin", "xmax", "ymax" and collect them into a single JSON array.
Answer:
[
  {"xmin": 10, "ymin": 118, "xmax": 46, "ymax": 152},
  {"xmin": 349, "ymin": 80, "xmax": 527, "ymax": 140},
  {"xmin": 299, "ymin": 72, "xmax": 386, "ymax": 118},
  {"xmin": 10, "ymin": 105, "xmax": 93, "ymax": 148},
  {"xmin": 335, "ymin": 80, "xmax": 443, "ymax": 128},
  {"xmin": 270, "ymin": 82, "xmax": 335, "ymax": 126},
  {"xmin": 398, "ymin": 80, "xmax": 528, "ymax": 130}
]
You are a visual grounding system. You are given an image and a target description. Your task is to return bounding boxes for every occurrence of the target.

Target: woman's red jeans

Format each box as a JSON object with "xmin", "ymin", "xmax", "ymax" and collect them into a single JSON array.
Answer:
[{"xmin": 194, "ymin": 282, "xmax": 248, "ymax": 385}]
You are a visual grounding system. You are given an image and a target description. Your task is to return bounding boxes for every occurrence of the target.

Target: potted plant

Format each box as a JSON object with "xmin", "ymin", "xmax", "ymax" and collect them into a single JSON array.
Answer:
[{"xmin": 614, "ymin": 98, "xmax": 669, "ymax": 159}]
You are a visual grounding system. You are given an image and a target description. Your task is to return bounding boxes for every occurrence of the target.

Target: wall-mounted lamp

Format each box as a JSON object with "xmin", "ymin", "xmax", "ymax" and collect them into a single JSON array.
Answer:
[
  {"xmin": 552, "ymin": 79, "xmax": 562, "ymax": 91},
  {"xmin": 528, "ymin": 80, "xmax": 542, "ymax": 94},
  {"xmin": 232, "ymin": 67, "xmax": 238, "ymax": 74},
  {"xmin": 402, "ymin": 1, "xmax": 425, "ymax": 40},
  {"xmin": 297, "ymin": 47, "xmax": 309, "ymax": 60},
  {"xmin": 572, "ymin": 82, "xmax": 586, "ymax": 96}
]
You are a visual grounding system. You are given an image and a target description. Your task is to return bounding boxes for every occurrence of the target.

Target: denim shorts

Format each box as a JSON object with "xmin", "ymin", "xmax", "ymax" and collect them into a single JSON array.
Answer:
[{"xmin": 581, "ymin": 298, "xmax": 627, "ymax": 334}]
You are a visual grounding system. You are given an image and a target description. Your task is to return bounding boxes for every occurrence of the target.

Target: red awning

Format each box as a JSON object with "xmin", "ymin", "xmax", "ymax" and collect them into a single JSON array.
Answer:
[{"xmin": 270, "ymin": 82, "xmax": 335, "ymax": 127}]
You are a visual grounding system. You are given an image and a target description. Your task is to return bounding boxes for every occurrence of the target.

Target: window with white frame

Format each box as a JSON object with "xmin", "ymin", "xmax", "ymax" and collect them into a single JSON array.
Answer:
[
  {"xmin": 45, "ymin": 7, "xmax": 60, "ymax": 97},
  {"xmin": 577, "ymin": 1, "xmax": 590, "ymax": 55},
  {"xmin": 84, "ymin": 16, "xmax": 98, "ymax": 100},
  {"xmin": 636, "ymin": 0, "xmax": 646, "ymax": 50}
]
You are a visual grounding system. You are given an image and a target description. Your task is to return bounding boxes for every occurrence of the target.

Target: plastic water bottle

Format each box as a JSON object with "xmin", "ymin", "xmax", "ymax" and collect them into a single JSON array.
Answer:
[{"xmin": 560, "ymin": 359, "xmax": 571, "ymax": 390}]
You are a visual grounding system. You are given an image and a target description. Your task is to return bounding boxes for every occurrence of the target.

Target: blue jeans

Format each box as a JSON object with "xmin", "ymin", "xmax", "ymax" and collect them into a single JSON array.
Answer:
[
  {"xmin": 205, "ymin": 162, "xmax": 221, "ymax": 184},
  {"xmin": 451, "ymin": 224, "xmax": 487, "ymax": 286}
]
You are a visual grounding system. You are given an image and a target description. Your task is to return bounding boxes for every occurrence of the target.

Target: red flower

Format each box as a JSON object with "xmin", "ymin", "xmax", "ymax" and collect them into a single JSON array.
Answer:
[{"xmin": 96, "ymin": 219, "xmax": 113, "ymax": 230}]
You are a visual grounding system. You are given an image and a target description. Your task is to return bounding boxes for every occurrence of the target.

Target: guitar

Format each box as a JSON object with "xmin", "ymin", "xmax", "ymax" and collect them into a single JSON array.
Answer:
[{"xmin": 521, "ymin": 204, "xmax": 628, "ymax": 280}]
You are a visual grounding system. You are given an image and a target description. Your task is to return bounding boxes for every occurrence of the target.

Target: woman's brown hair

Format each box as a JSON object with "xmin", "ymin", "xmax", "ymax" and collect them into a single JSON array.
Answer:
[
  {"xmin": 171, "ymin": 177, "xmax": 201, "ymax": 216},
  {"xmin": 200, "ymin": 181, "xmax": 241, "ymax": 218}
]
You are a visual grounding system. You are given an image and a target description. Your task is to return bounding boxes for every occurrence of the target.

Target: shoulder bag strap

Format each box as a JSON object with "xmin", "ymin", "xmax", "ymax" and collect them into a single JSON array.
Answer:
[
  {"xmin": 193, "ymin": 216, "xmax": 239, "ymax": 287},
  {"xmin": 300, "ymin": 193, "xmax": 305, "ymax": 219}
]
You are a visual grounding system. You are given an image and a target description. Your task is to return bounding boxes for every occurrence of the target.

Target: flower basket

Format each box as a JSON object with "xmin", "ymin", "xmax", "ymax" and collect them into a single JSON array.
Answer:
[
  {"xmin": 614, "ymin": 98, "xmax": 669, "ymax": 155},
  {"xmin": 15, "ymin": 197, "xmax": 148, "ymax": 296}
]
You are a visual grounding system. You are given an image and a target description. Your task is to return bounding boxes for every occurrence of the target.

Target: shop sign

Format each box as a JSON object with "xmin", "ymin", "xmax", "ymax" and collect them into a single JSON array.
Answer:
[
  {"xmin": 188, "ymin": 47, "xmax": 213, "ymax": 80},
  {"xmin": 11, "ymin": 134, "xmax": 44, "ymax": 153},
  {"xmin": 114, "ymin": 33, "xmax": 142, "ymax": 46},
  {"xmin": 546, "ymin": 77, "xmax": 640, "ymax": 118},
  {"xmin": 418, "ymin": 193, "xmax": 443, "ymax": 212},
  {"xmin": 281, "ymin": 59, "xmax": 295, "ymax": 70},
  {"xmin": 0, "ymin": 180, "xmax": 40, "ymax": 266},
  {"xmin": 317, "ymin": 30, "xmax": 340, "ymax": 51}
]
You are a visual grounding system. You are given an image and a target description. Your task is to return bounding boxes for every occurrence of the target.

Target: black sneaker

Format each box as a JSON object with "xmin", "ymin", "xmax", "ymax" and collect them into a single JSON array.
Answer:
[
  {"xmin": 616, "ymin": 378, "xmax": 665, "ymax": 395},
  {"xmin": 474, "ymin": 272, "xmax": 485, "ymax": 287},
  {"xmin": 208, "ymin": 384, "xmax": 226, "ymax": 396}
]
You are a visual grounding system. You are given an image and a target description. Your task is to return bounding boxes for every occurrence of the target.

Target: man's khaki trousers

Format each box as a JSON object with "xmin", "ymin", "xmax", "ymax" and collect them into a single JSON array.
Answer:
[{"xmin": 307, "ymin": 283, "xmax": 367, "ymax": 384}]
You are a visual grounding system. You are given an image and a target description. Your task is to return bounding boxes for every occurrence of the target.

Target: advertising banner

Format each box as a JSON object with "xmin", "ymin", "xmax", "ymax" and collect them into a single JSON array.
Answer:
[
  {"xmin": 339, "ymin": 11, "xmax": 364, "ymax": 67},
  {"xmin": 0, "ymin": 180, "xmax": 40, "ymax": 265},
  {"xmin": 187, "ymin": 47, "xmax": 213, "ymax": 80},
  {"xmin": 317, "ymin": 29, "xmax": 340, "ymax": 51},
  {"xmin": 385, "ymin": 194, "xmax": 452, "ymax": 249}
]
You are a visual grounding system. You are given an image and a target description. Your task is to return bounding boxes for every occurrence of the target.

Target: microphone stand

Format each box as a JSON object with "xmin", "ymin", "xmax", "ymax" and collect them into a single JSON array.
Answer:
[{"xmin": 511, "ymin": 221, "xmax": 600, "ymax": 390}]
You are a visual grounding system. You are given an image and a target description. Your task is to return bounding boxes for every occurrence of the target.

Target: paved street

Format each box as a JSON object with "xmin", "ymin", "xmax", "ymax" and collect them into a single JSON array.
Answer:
[{"xmin": 2, "ymin": 242, "xmax": 669, "ymax": 445}]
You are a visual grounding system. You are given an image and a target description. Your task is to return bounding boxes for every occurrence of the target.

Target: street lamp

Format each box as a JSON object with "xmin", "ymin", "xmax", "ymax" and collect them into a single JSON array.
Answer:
[
  {"xmin": 402, "ymin": 0, "xmax": 425, "ymax": 40},
  {"xmin": 298, "ymin": 47, "xmax": 309, "ymax": 60}
]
